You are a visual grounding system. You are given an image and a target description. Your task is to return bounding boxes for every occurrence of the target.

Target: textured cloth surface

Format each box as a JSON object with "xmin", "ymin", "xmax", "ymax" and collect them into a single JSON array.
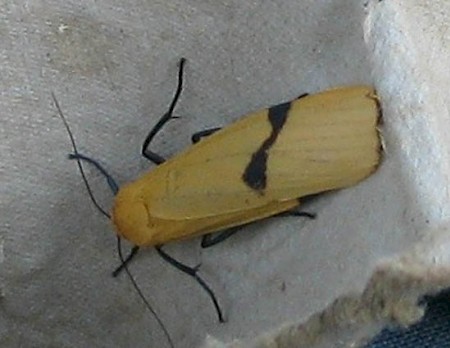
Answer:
[{"xmin": 3, "ymin": 1, "xmax": 450, "ymax": 347}]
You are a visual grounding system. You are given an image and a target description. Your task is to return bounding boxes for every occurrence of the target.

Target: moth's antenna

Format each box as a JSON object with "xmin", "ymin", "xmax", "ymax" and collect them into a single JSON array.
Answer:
[
  {"xmin": 52, "ymin": 93, "xmax": 110, "ymax": 219},
  {"xmin": 53, "ymin": 94, "xmax": 174, "ymax": 348},
  {"xmin": 117, "ymin": 238, "xmax": 174, "ymax": 348}
]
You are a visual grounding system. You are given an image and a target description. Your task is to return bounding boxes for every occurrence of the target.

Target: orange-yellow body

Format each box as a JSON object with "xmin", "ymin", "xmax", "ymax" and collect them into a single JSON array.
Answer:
[{"xmin": 112, "ymin": 86, "xmax": 381, "ymax": 246}]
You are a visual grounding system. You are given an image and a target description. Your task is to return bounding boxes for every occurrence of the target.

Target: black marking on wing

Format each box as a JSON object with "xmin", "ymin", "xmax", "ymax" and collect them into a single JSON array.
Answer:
[{"xmin": 242, "ymin": 101, "xmax": 292, "ymax": 193}]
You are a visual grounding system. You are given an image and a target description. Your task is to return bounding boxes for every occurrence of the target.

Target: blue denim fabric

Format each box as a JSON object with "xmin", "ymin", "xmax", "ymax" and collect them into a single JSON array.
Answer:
[{"xmin": 365, "ymin": 289, "xmax": 450, "ymax": 348}]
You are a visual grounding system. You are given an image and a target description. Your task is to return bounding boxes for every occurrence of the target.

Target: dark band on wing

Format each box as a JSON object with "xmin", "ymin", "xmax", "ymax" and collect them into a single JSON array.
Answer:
[{"xmin": 242, "ymin": 101, "xmax": 292, "ymax": 193}]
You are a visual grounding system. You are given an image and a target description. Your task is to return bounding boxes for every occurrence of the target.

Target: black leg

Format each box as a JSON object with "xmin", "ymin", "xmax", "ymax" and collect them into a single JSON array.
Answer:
[
  {"xmin": 276, "ymin": 210, "xmax": 316, "ymax": 219},
  {"xmin": 68, "ymin": 153, "xmax": 119, "ymax": 195},
  {"xmin": 191, "ymin": 127, "xmax": 222, "ymax": 144},
  {"xmin": 115, "ymin": 238, "xmax": 174, "ymax": 348},
  {"xmin": 201, "ymin": 227, "xmax": 242, "ymax": 248},
  {"xmin": 192, "ymin": 94, "xmax": 307, "ymax": 146},
  {"xmin": 112, "ymin": 245, "xmax": 140, "ymax": 277},
  {"xmin": 275, "ymin": 196, "xmax": 317, "ymax": 218},
  {"xmin": 201, "ymin": 205, "xmax": 316, "ymax": 249},
  {"xmin": 66, "ymin": 152, "xmax": 119, "ymax": 218},
  {"xmin": 141, "ymin": 58, "xmax": 186, "ymax": 165},
  {"xmin": 155, "ymin": 246, "xmax": 225, "ymax": 323}
]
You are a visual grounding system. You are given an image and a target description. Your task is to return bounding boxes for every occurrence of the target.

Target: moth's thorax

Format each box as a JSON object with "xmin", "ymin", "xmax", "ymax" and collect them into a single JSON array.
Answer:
[{"xmin": 111, "ymin": 181, "xmax": 161, "ymax": 246}]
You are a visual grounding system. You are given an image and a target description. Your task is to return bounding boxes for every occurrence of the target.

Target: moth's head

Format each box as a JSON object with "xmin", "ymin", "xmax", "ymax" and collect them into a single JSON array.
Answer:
[{"xmin": 112, "ymin": 182, "xmax": 159, "ymax": 246}]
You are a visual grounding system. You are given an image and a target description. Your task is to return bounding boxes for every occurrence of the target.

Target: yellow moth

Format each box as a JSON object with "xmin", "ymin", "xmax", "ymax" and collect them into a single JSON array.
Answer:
[
  {"xmin": 55, "ymin": 58, "xmax": 381, "ymax": 343},
  {"xmin": 113, "ymin": 84, "xmax": 381, "ymax": 247}
]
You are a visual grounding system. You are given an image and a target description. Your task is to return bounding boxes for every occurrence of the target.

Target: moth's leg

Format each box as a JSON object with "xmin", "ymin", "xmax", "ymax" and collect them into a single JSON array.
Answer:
[
  {"xmin": 202, "ymin": 196, "xmax": 318, "ymax": 249},
  {"xmin": 276, "ymin": 210, "xmax": 316, "ymax": 219},
  {"xmin": 67, "ymin": 154, "xmax": 140, "ymax": 277},
  {"xmin": 201, "ymin": 227, "xmax": 242, "ymax": 248},
  {"xmin": 68, "ymin": 153, "xmax": 119, "ymax": 195},
  {"xmin": 192, "ymin": 95, "xmax": 307, "ymax": 146},
  {"xmin": 142, "ymin": 58, "xmax": 186, "ymax": 165},
  {"xmin": 114, "ymin": 211, "xmax": 314, "ymax": 277},
  {"xmin": 114, "ymin": 243, "xmax": 227, "ymax": 323},
  {"xmin": 191, "ymin": 127, "xmax": 222, "ymax": 144},
  {"xmin": 193, "ymin": 95, "xmax": 306, "ymax": 147},
  {"xmin": 277, "ymin": 195, "xmax": 318, "ymax": 219},
  {"xmin": 155, "ymin": 246, "xmax": 225, "ymax": 323},
  {"xmin": 201, "ymin": 210, "xmax": 315, "ymax": 249},
  {"xmin": 67, "ymin": 153, "xmax": 119, "ymax": 220}
]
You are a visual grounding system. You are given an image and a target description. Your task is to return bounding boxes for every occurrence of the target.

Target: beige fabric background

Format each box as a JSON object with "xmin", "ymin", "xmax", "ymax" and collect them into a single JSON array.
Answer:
[{"xmin": 2, "ymin": 1, "xmax": 450, "ymax": 347}]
